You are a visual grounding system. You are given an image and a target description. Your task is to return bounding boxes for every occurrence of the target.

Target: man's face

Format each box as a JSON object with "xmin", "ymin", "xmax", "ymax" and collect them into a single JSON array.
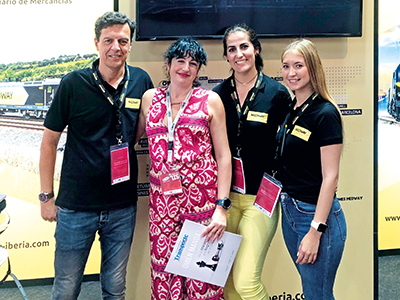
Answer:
[{"xmin": 95, "ymin": 23, "xmax": 132, "ymax": 73}]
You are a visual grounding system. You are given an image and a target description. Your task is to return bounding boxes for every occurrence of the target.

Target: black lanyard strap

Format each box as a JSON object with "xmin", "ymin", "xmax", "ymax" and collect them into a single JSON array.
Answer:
[
  {"xmin": 230, "ymin": 72, "xmax": 263, "ymax": 157},
  {"xmin": 277, "ymin": 93, "xmax": 317, "ymax": 157},
  {"xmin": 91, "ymin": 61, "xmax": 130, "ymax": 145}
]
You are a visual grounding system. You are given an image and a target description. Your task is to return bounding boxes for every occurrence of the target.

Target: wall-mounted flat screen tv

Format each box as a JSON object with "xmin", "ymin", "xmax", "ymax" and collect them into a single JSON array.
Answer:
[{"xmin": 136, "ymin": 0, "xmax": 362, "ymax": 41}]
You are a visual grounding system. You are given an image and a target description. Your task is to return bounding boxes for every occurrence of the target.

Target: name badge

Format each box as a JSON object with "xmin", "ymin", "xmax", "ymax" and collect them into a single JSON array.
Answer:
[
  {"xmin": 291, "ymin": 125, "xmax": 311, "ymax": 141},
  {"xmin": 125, "ymin": 98, "xmax": 141, "ymax": 109},
  {"xmin": 160, "ymin": 170, "xmax": 183, "ymax": 195},
  {"xmin": 231, "ymin": 157, "xmax": 246, "ymax": 194},
  {"xmin": 110, "ymin": 142, "xmax": 130, "ymax": 185},
  {"xmin": 247, "ymin": 111, "xmax": 268, "ymax": 123},
  {"xmin": 253, "ymin": 173, "xmax": 282, "ymax": 218}
]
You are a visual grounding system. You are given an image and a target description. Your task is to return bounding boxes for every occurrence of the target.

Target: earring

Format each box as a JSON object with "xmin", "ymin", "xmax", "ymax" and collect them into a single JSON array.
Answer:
[{"xmin": 227, "ymin": 59, "xmax": 229, "ymax": 62}]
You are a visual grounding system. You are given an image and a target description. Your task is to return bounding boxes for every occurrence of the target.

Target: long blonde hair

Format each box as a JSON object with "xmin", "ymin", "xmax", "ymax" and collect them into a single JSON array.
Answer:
[{"xmin": 281, "ymin": 39, "xmax": 340, "ymax": 112}]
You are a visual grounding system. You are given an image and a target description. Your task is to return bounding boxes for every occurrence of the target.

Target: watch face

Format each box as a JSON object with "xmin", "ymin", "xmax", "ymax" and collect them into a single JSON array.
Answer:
[
  {"xmin": 318, "ymin": 223, "xmax": 328, "ymax": 233},
  {"xmin": 39, "ymin": 191, "xmax": 53, "ymax": 203},
  {"xmin": 216, "ymin": 197, "xmax": 231, "ymax": 209},
  {"xmin": 39, "ymin": 193, "xmax": 47, "ymax": 202},
  {"xmin": 223, "ymin": 198, "xmax": 232, "ymax": 209}
]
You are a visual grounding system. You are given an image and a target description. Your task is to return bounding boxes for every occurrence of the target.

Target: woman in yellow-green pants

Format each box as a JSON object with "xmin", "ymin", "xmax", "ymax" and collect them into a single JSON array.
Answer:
[{"xmin": 213, "ymin": 23, "xmax": 292, "ymax": 299}]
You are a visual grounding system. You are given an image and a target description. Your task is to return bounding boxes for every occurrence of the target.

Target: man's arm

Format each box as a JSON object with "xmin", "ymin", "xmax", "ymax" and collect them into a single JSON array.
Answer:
[{"xmin": 39, "ymin": 128, "xmax": 62, "ymax": 222}]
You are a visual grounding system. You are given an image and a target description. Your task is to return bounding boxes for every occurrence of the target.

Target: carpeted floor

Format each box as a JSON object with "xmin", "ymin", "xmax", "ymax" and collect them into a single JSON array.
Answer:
[
  {"xmin": 378, "ymin": 255, "xmax": 400, "ymax": 300},
  {"xmin": 0, "ymin": 280, "xmax": 101, "ymax": 299},
  {"xmin": 1, "ymin": 255, "xmax": 398, "ymax": 299}
]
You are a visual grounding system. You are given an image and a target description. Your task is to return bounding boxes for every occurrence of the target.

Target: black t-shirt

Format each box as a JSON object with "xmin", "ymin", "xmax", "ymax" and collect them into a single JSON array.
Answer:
[
  {"xmin": 278, "ymin": 95, "xmax": 343, "ymax": 204},
  {"xmin": 213, "ymin": 73, "xmax": 292, "ymax": 195},
  {"xmin": 44, "ymin": 61, "xmax": 153, "ymax": 211}
]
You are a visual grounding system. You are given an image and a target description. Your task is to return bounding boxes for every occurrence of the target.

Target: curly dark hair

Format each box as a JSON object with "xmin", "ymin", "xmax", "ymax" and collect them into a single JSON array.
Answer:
[{"xmin": 163, "ymin": 37, "xmax": 207, "ymax": 69}]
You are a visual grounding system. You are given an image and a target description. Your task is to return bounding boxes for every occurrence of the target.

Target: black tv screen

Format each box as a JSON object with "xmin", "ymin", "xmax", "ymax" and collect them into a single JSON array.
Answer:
[{"xmin": 136, "ymin": 0, "xmax": 362, "ymax": 41}]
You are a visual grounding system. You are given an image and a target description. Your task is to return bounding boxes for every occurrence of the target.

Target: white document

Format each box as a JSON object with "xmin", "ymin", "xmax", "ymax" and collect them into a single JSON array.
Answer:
[{"xmin": 165, "ymin": 220, "xmax": 242, "ymax": 287}]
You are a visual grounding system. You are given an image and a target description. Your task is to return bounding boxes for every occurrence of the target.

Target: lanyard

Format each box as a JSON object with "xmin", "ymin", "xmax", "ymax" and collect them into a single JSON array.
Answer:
[
  {"xmin": 166, "ymin": 86, "xmax": 194, "ymax": 163},
  {"xmin": 230, "ymin": 72, "xmax": 262, "ymax": 157},
  {"xmin": 277, "ymin": 93, "xmax": 317, "ymax": 157},
  {"xmin": 91, "ymin": 61, "xmax": 130, "ymax": 145}
]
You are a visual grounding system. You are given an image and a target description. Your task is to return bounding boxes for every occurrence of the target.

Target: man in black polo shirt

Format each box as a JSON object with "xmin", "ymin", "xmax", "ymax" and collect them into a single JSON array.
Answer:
[{"xmin": 39, "ymin": 11, "xmax": 153, "ymax": 299}]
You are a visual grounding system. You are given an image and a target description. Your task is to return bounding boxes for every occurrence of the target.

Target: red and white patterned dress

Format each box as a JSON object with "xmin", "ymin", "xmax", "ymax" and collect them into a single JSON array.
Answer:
[{"xmin": 146, "ymin": 86, "xmax": 223, "ymax": 300}]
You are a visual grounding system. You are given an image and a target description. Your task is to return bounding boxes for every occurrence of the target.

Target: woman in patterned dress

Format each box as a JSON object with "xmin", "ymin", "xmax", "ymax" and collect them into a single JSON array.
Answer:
[{"xmin": 137, "ymin": 37, "xmax": 232, "ymax": 300}]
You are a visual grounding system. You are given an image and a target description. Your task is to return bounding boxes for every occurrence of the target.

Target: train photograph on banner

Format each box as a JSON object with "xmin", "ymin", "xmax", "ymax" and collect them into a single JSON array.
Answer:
[
  {"xmin": 0, "ymin": 78, "xmax": 60, "ymax": 119},
  {"xmin": 387, "ymin": 63, "xmax": 400, "ymax": 120}
]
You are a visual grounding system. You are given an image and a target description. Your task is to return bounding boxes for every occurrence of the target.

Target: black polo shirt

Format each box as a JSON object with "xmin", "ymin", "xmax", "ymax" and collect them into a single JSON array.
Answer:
[
  {"xmin": 213, "ymin": 73, "xmax": 292, "ymax": 195},
  {"xmin": 44, "ymin": 60, "xmax": 153, "ymax": 211},
  {"xmin": 278, "ymin": 95, "xmax": 343, "ymax": 204}
]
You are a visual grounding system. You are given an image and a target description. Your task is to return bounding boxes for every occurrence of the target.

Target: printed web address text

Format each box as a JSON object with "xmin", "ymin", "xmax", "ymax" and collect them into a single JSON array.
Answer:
[
  {"xmin": 270, "ymin": 292, "xmax": 305, "ymax": 300},
  {"xmin": 0, "ymin": 240, "xmax": 50, "ymax": 250},
  {"xmin": 385, "ymin": 216, "xmax": 400, "ymax": 222}
]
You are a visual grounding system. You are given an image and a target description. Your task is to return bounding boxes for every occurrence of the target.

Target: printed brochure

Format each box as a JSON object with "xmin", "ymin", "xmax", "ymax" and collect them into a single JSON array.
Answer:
[{"xmin": 165, "ymin": 220, "xmax": 242, "ymax": 287}]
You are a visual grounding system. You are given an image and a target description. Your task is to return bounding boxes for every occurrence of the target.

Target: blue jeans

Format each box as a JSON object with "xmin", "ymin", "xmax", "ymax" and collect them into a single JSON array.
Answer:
[
  {"xmin": 52, "ymin": 205, "xmax": 137, "ymax": 300},
  {"xmin": 280, "ymin": 194, "xmax": 346, "ymax": 300}
]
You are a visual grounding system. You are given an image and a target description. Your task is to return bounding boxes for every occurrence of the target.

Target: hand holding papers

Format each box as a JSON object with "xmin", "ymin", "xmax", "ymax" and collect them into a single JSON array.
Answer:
[{"xmin": 165, "ymin": 220, "xmax": 242, "ymax": 287}]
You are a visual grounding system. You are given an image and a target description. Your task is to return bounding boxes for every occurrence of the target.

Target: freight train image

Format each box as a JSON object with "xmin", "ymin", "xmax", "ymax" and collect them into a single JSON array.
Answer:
[
  {"xmin": 0, "ymin": 78, "xmax": 60, "ymax": 119},
  {"xmin": 387, "ymin": 63, "xmax": 400, "ymax": 120}
]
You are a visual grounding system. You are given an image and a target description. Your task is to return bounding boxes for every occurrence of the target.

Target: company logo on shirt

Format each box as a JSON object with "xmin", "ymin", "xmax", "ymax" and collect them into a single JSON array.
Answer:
[
  {"xmin": 291, "ymin": 125, "xmax": 311, "ymax": 141},
  {"xmin": 125, "ymin": 98, "xmax": 141, "ymax": 109},
  {"xmin": 247, "ymin": 111, "xmax": 268, "ymax": 123}
]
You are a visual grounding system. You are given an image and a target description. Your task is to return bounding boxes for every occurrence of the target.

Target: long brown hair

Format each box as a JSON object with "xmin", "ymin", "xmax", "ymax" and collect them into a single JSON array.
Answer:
[{"xmin": 281, "ymin": 39, "xmax": 340, "ymax": 112}]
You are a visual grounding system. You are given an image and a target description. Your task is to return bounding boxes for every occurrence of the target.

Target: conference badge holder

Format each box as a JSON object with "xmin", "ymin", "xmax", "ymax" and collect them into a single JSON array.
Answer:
[
  {"xmin": 110, "ymin": 142, "xmax": 130, "ymax": 185},
  {"xmin": 231, "ymin": 157, "xmax": 246, "ymax": 194},
  {"xmin": 160, "ymin": 167, "xmax": 183, "ymax": 196},
  {"xmin": 253, "ymin": 172, "xmax": 282, "ymax": 218}
]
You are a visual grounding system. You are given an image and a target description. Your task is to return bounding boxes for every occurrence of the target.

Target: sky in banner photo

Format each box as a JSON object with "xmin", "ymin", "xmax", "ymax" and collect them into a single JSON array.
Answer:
[{"xmin": 0, "ymin": 0, "xmax": 114, "ymax": 65}]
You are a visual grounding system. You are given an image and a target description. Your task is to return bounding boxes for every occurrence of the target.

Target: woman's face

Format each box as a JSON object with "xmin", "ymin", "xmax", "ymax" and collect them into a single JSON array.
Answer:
[
  {"xmin": 167, "ymin": 55, "xmax": 200, "ymax": 86},
  {"xmin": 225, "ymin": 31, "xmax": 259, "ymax": 74},
  {"xmin": 282, "ymin": 51, "xmax": 312, "ymax": 94}
]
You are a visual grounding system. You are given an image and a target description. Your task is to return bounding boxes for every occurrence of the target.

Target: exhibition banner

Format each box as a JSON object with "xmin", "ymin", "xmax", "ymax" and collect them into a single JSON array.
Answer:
[
  {"xmin": 0, "ymin": 0, "xmax": 114, "ymax": 281},
  {"xmin": 378, "ymin": 0, "xmax": 400, "ymax": 251}
]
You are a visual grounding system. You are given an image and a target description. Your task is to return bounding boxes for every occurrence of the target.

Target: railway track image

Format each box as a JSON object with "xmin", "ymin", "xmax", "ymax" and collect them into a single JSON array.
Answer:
[
  {"xmin": 0, "ymin": 117, "xmax": 45, "ymax": 131},
  {"xmin": 0, "ymin": 116, "xmax": 68, "ymax": 134},
  {"xmin": 379, "ymin": 115, "xmax": 399, "ymax": 125}
]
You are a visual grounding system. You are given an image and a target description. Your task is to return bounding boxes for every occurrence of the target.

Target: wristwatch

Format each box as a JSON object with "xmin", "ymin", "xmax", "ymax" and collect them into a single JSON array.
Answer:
[
  {"xmin": 39, "ymin": 191, "xmax": 54, "ymax": 203},
  {"xmin": 311, "ymin": 220, "xmax": 328, "ymax": 233},
  {"xmin": 216, "ymin": 197, "xmax": 232, "ymax": 210}
]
